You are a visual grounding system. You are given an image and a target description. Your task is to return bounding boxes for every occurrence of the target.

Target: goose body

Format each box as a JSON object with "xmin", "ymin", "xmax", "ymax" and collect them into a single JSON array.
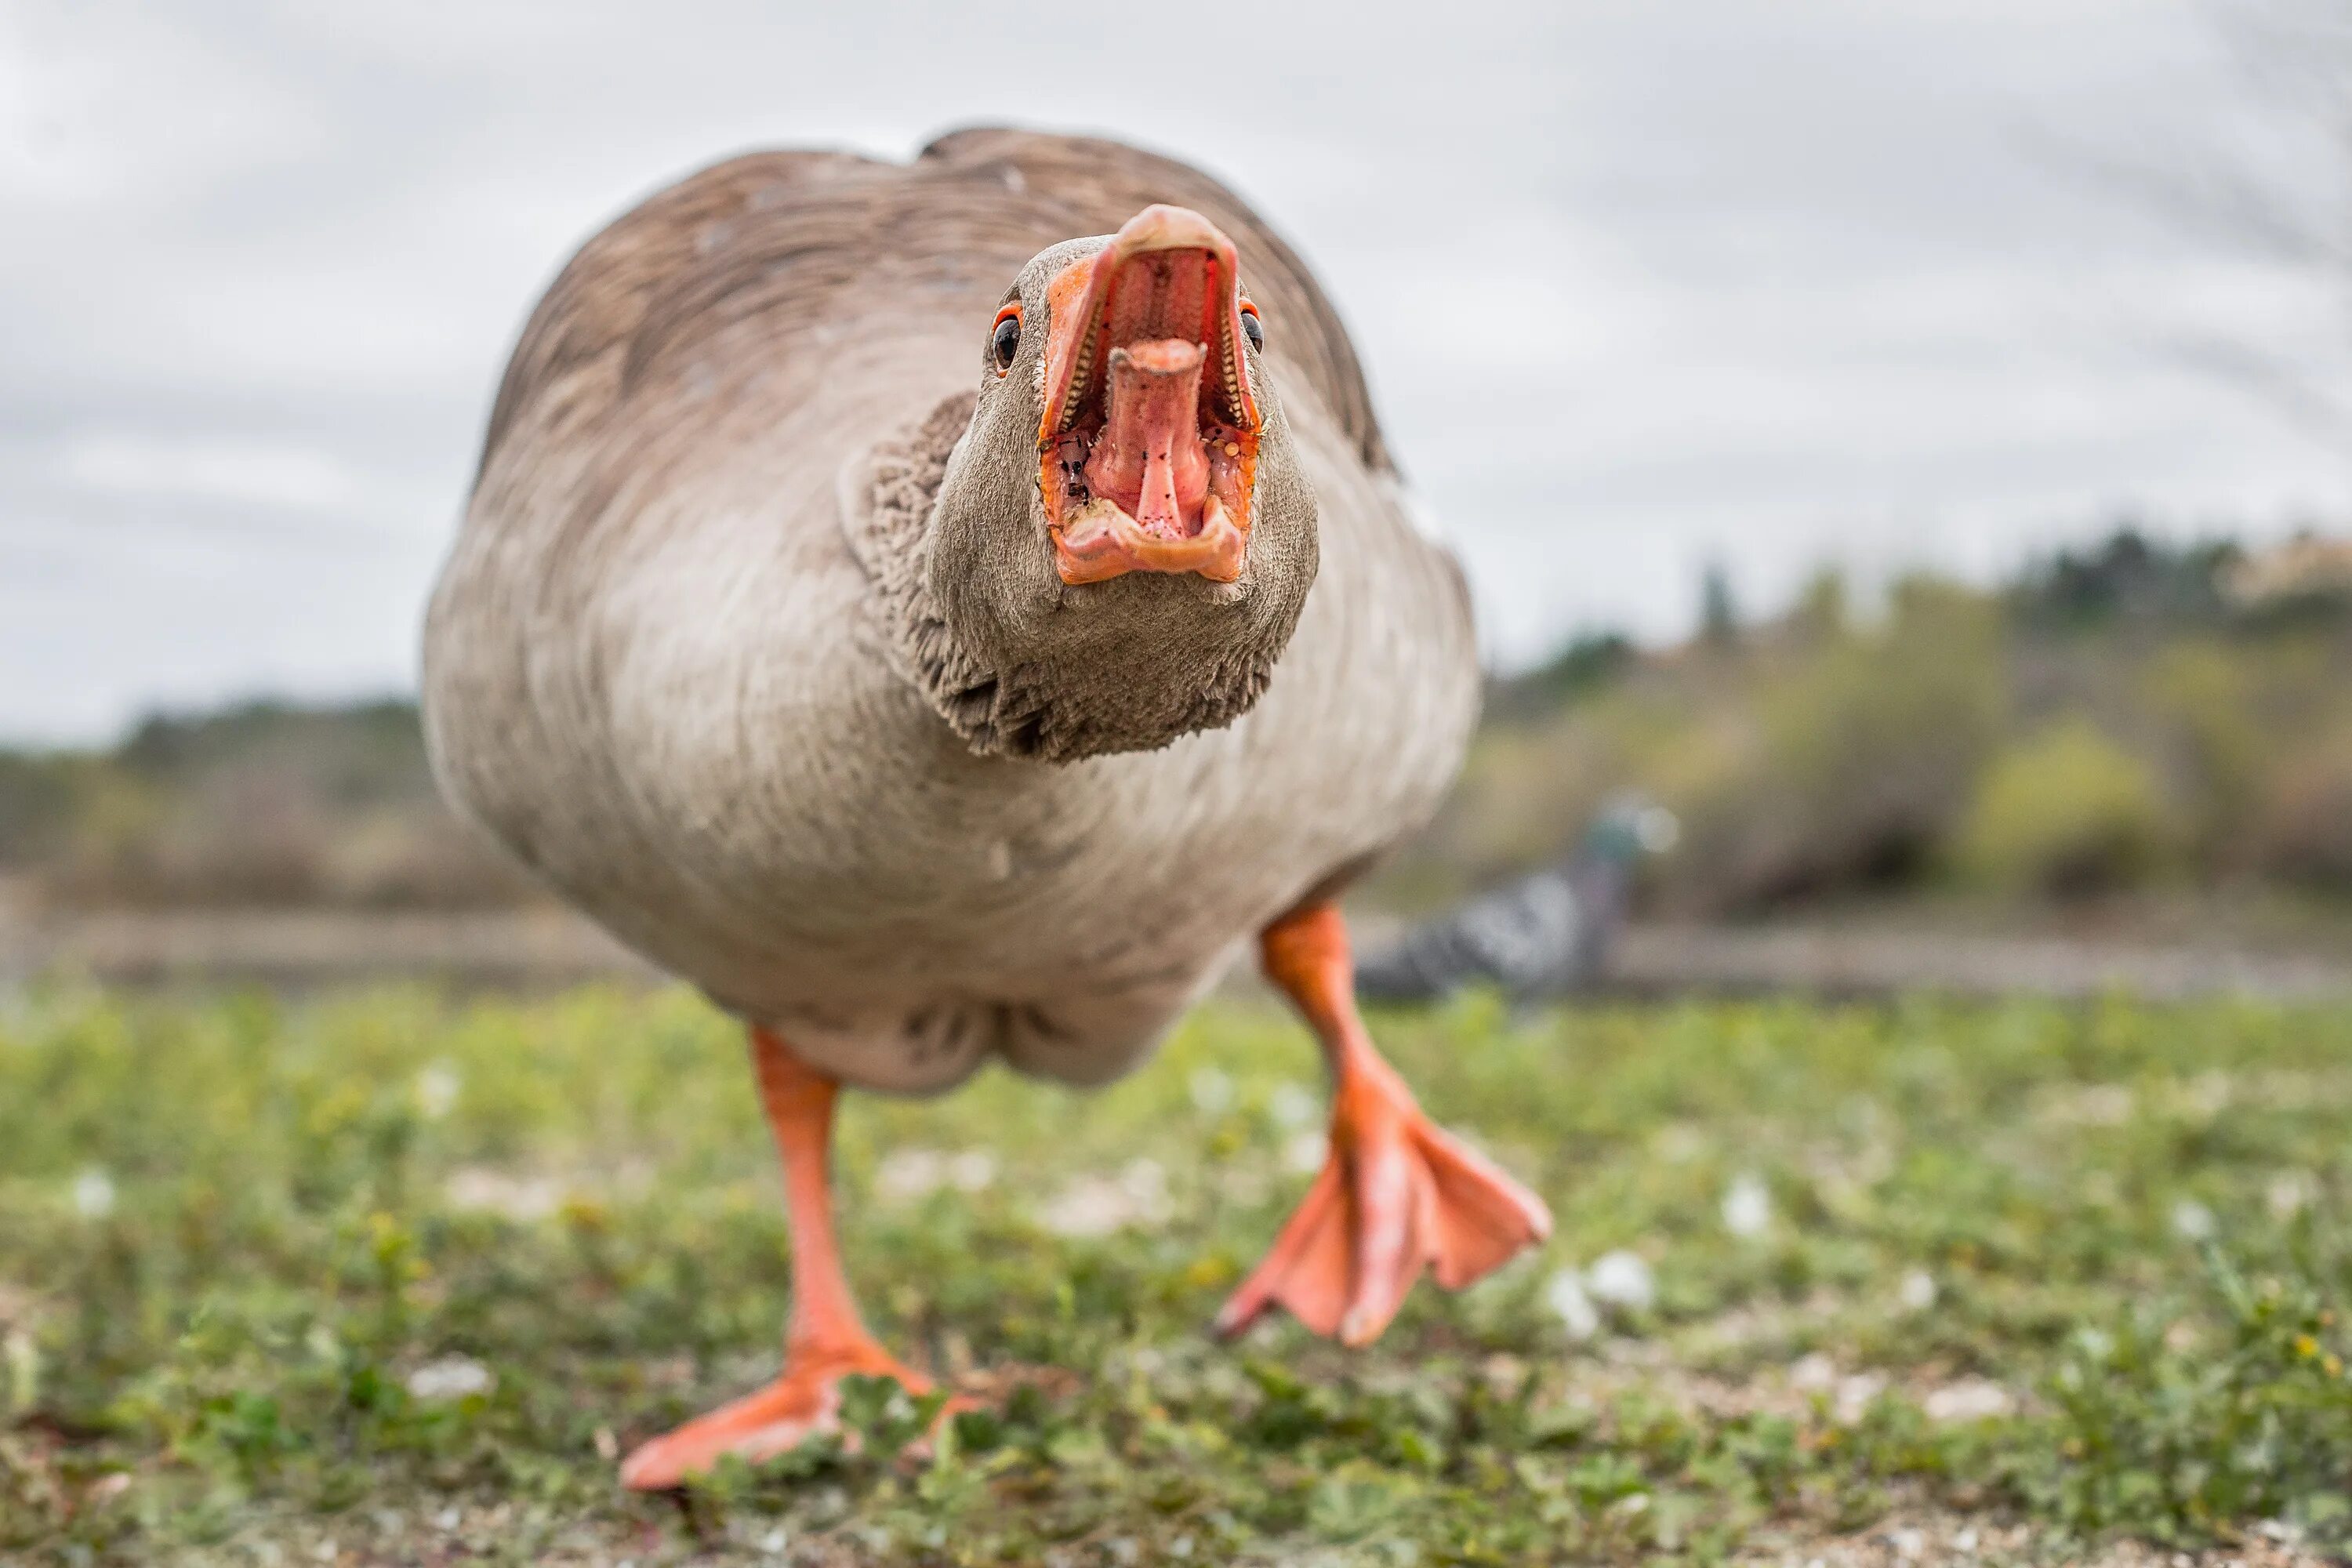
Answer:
[
  {"xmin": 423, "ymin": 129, "xmax": 1544, "ymax": 1489},
  {"xmin": 424, "ymin": 131, "xmax": 1476, "ymax": 1094}
]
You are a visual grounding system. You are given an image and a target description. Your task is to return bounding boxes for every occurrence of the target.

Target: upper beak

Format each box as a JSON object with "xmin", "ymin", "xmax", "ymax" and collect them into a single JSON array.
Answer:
[{"xmin": 1039, "ymin": 204, "xmax": 1260, "ymax": 445}]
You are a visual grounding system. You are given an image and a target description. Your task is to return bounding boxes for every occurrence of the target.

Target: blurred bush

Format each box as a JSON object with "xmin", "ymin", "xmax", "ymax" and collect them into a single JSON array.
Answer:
[
  {"xmin": 1953, "ymin": 720, "xmax": 2177, "ymax": 896},
  {"xmin": 1659, "ymin": 577, "xmax": 2005, "ymax": 910}
]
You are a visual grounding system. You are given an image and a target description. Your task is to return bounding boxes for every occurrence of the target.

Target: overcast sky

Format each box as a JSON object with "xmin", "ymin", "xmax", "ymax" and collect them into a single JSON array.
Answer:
[{"xmin": 2, "ymin": 0, "xmax": 2346, "ymax": 745}]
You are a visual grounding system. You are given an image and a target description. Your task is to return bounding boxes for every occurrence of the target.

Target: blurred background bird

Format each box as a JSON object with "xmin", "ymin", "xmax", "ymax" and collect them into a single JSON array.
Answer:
[{"xmin": 1356, "ymin": 797, "xmax": 1679, "ymax": 1005}]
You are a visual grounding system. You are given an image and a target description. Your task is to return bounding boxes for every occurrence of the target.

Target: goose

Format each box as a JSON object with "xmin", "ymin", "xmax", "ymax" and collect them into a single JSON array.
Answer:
[{"xmin": 423, "ymin": 128, "xmax": 1551, "ymax": 1490}]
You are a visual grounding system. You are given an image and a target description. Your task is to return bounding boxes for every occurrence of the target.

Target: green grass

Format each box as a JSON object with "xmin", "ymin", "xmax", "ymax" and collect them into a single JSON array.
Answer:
[{"xmin": 5, "ymin": 983, "xmax": 2352, "ymax": 1563}]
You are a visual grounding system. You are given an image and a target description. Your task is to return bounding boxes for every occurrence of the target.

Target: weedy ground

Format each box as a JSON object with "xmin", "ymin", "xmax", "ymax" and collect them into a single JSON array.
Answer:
[{"xmin": 4, "ymin": 983, "xmax": 2352, "ymax": 1565}]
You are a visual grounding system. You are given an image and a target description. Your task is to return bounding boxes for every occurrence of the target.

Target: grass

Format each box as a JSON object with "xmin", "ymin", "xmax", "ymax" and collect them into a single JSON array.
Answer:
[{"xmin": 4, "ymin": 982, "xmax": 2352, "ymax": 1564}]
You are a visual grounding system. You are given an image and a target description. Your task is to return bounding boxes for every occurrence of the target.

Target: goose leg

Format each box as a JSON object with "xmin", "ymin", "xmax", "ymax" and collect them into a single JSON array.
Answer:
[
  {"xmin": 1215, "ymin": 902, "xmax": 1552, "ymax": 1346},
  {"xmin": 620, "ymin": 1025, "xmax": 930, "ymax": 1490}
]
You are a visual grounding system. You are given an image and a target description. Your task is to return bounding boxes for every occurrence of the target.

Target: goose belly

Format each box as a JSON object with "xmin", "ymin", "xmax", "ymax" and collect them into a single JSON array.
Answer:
[{"xmin": 699, "ymin": 676, "xmax": 1427, "ymax": 1095}]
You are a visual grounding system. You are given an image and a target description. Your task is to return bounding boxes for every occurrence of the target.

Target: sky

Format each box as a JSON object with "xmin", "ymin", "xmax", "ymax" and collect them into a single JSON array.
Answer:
[{"xmin": 2, "ymin": 0, "xmax": 2347, "ymax": 745}]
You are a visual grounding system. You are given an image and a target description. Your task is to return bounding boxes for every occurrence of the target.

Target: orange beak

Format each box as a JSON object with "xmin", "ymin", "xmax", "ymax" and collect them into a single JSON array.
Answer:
[{"xmin": 1036, "ymin": 205, "xmax": 1263, "ymax": 586}]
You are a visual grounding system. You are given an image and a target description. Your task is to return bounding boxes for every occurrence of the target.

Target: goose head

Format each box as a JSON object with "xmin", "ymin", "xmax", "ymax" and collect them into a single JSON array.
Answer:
[{"xmin": 923, "ymin": 204, "xmax": 1319, "ymax": 761}]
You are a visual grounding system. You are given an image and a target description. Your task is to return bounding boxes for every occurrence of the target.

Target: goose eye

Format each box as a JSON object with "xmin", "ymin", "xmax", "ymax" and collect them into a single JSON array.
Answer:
[
  {"xmin": 989, "ymin": 306, "xmax": 1022, "ymax": 374},
  {"xmin": 1240, "ymin": 303, "xmax": 1263, "ymax": 353}
]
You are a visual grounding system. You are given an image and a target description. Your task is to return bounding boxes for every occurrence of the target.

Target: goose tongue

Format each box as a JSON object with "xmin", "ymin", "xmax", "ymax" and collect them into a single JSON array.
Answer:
[{"xmin": 1083, "ymin": 338, "xmax": 1211, "ymax": 539}]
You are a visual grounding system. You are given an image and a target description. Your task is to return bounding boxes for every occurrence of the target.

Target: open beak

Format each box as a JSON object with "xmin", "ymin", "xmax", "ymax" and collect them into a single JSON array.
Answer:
[{"xmin": 1036, "ymin": 205, "xmax": 1263, "ymax": 586}]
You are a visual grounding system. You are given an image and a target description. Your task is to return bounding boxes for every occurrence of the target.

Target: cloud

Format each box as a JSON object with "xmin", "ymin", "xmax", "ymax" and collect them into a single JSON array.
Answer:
[{"xmin": 56, "ymin": 434, "xmax": 364, "ymax": 514}]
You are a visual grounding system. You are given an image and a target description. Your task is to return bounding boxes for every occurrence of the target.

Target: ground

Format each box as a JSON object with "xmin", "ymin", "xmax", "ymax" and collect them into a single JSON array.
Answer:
[{"xmin": 4, "ymin": 983, "xmax": 2351, "ymax": 1565}]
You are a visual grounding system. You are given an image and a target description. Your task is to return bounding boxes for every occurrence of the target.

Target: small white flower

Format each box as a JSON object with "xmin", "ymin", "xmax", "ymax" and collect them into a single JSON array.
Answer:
[
  {"xmin": 877, "ymin": 1149, "xmax": 947, "ymax": 1204},
  {"xmin": 1835, "ymin": 1370, "xmax": 1886, "ymax": 1423},
  {"xmin": 1188, "ymin": 1066, "xmax": 1234, "ymax": 1115},
  {"xmin": 444, "ymin": 1167, "xmax": 563, "ymax": 1221},
  {"xmin": 1119, "ymin": 1158, "xmax": 1169, "ymax": 1215},
  {"xmin": 2268, "ymin": 1172, "xmax": 2314, "ymax": 1219},
  {"xmin": 405, "ymin": 1355, "xmax": 494, "ymax": 1401},
  {"xmin": 1546, "ymin": 1268, "xmax": 1600, "ymax": 1340},
  {"xmin": 1039, "ymin": 1164, "xmax": 1169, "ymax": 1237},
  {"xmin": 947, "ymin": 1150, "xmax": 997, "ymax": 1192},
  {"xmin": 1038, "ymin": 1178, "xmax": 1124, "ymax": 1237},
  {"xmin": 1283, "ymin": 1130, "xmax": 1327, "ymax": 1174},
  {"xmin": 1789, "ymin": 1352, "xmax": 1836, "ymax": 1390},
  {"xmin": 2171, "ymin": 1199, "xmax": 2216, "ymax": 1241},
  {"xmin": 1721, "ymin": 1173, "xmax": 1771, "ymax": 1239},
  {"xmin": 72, "ymin": 1168, "xmax": 115, "ymax": 1220},
  {"xmin": 2045, "ymin": 1083, "xmax": 2132, "ymax": 1127},
  {"xmin": 414, "ymin": 1063, "xmax": 461, "ymax": 1120},
  {"xmin": 1898, "ymin": 1269, "xmax": 1937, "ymax": 1312},
  {"xmin": 1584, "ymin": 1250, "xmax": 1655, "ymax": 1312},
  {"xmin": 1653, "ymin": 1125, "xmax": 1706, "ymax": 1163},
  {"xmin": 1267, "ymin": 1083, "xmax": 1319, "ymax": 1130},
  {"xmin": 1923, "ymin": 1379, "xmax": 2015, "ymax": 1422},
  {"xmin": 760, "ymin": 1526, "xmax": 789, "ymax": 1555}
]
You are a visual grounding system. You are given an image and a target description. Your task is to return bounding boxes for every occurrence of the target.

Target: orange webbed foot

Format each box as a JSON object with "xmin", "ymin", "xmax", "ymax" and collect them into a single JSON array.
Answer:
[
  {"xmin": 1214, "ymin": 1062, "xmax": 1552, "ymax": 1346},
  {"xmin": 1215, "ymin": 902, "xmax": 1552, "ymax": 1346},
  {"xmin": 619, "ymin": 1338, "xmax": 934, "ymax": 1490}
]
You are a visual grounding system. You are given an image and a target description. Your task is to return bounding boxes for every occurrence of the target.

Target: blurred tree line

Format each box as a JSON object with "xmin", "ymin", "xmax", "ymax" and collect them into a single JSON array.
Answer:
[
  {"xmin": 2, "ymin": 525, "xmax": 2350, "ymax": 920},
  {"xmin": 0, "ymin": 699, "xmax": 532, "ymax": 909},
  {"xmin": 1394, "ymin": 526, "xmax": 2352, "ymax": 916}
]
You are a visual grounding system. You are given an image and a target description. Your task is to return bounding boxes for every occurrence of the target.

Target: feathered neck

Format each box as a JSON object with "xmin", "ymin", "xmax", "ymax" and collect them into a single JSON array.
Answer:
[{"xmin": 844, "ymin": 393, "xmax": 1308, "ymax": 764}]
